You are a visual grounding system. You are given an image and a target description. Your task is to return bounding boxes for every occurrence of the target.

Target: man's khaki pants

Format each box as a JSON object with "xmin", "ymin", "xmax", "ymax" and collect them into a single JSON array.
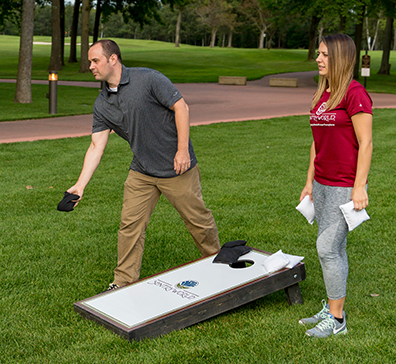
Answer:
[{"xmin": 113, "ymin": 165, "xmax": 220, "ymax": 286}]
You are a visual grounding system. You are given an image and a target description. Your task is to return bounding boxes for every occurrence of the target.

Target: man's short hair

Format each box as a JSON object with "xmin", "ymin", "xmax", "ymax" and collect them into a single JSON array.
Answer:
[{"xmin": 91, "ymin": 39, "xmax": 122, "ymax": 63}]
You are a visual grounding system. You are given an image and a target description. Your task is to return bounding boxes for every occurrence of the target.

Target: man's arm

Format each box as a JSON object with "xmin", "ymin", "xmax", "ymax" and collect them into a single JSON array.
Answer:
[
  {"xmin": 170, "ymin": 98, "xmax": 191, "ymax": 175},
  {"xmin": 67, "ymin": 129, "xmax": 110, "ymax": 204}
]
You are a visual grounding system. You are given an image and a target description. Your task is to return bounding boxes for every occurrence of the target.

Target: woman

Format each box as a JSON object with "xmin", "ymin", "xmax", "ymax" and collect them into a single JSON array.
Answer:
[{"xmin": 299, "ymin": 33, "xmax": 373, "ymax": 338}]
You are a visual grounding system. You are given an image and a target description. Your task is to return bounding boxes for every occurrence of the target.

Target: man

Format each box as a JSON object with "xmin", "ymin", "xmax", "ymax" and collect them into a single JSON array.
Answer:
[{"xmin": 67, "ymin": 39, "xmax": 220, "ymax": 291}]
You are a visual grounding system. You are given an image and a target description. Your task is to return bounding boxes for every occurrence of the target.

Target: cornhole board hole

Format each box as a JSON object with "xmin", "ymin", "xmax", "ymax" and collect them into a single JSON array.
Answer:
[{"xmin": 74, "ymin": 249, "xmax": 305, "ymax": 341}]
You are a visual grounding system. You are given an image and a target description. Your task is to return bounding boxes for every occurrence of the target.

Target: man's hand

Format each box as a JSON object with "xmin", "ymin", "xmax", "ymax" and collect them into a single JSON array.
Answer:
[
  {"xmin": 66, "ymin": 185, "xmax": 84, "ymax": 207},
  {"xmin": 174, "ymin": 149, "xmax": 191, "ymax": 175}
]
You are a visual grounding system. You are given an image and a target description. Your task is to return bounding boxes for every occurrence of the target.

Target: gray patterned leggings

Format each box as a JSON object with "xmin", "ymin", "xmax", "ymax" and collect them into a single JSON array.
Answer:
[{"xmin": 313, "ymin": 180, "xmax": 353, "ymax": 300}]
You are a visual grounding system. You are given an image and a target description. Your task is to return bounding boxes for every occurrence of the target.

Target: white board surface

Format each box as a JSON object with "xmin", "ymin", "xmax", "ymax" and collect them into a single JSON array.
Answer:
[{"xmin": 81, "ymin": 251, "xmax": 270, "ymax": 329}]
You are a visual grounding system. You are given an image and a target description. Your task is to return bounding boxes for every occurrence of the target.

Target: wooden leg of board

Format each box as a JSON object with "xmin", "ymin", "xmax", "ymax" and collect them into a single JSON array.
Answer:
[{"xmin": 284, "ymin": 283, "xmax": 303, "ymax": 305}]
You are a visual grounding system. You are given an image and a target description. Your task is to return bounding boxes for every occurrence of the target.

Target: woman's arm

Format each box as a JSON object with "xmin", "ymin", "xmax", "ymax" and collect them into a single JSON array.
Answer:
[
  {"xmin": 351, "ymin": 112, "xmax": 373, "ymax": 210},
  {"xmin": 300, "ymin": 141, "xmax": 316, "ymax": 202}
]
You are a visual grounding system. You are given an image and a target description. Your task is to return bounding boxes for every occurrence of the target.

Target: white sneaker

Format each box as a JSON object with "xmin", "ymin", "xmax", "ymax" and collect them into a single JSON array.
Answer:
[
  {"xmin": 305, "ymin": 312, "xmax": 347, "ymax": 338},
  {"xmin": 299, "ymin": 299, "xmax": 329, "ymax": 325}
]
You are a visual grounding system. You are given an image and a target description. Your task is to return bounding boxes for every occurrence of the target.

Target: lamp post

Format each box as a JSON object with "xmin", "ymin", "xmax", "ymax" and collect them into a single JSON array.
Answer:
[{"xmin": 48, "ymin": 71, "xmax": 58, "ymax": 114}]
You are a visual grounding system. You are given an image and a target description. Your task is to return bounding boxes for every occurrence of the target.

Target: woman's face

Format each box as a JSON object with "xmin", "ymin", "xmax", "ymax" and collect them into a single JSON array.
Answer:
[{"xmin": 316, "ymin": 42, "xmax": 329, "ymax": 78}]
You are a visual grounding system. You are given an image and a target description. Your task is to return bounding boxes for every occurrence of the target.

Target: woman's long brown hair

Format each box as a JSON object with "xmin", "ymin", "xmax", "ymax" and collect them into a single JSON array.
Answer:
[{"xmin": 311, "ymin": 34, "xmax": 356, "ymax": 111}]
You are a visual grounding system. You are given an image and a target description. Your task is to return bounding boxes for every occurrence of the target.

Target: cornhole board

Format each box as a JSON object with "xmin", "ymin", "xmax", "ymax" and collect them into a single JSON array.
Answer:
[{"xmin": 74, "ymin": 249, "xmax": 305, "ymax": 341}]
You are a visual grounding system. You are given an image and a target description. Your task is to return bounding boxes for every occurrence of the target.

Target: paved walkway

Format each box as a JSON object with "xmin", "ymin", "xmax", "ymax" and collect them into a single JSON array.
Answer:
[{"xmin": 1, "ymin": 71, "xmax": 396, "ymax": 143}]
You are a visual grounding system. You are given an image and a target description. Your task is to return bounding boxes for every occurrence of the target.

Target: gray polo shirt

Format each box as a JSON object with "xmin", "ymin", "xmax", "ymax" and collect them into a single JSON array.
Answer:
[{"xmin": 92, "ymin": 66, "xmax": 197, "ymax": 178}]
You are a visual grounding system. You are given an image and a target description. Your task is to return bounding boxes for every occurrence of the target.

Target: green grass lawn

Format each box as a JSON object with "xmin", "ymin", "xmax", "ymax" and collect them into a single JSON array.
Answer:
[
  {"xmin": 1, "ymin": 34, "xmax": 395, "ymax": 86},
  {"xmin": 0, "ymin": 109, "xmax": 395, "ymax": 363},
  {"xmin": 1, "ymin": 35, "xmax": 318, "ymax": 83},
  {"xmin": 0, "ymin": 83, "xmax": 99, "ymax": 121},
  {"xmin": 1, "ymin": 35, "xmax": 395, "ymax": 123}
]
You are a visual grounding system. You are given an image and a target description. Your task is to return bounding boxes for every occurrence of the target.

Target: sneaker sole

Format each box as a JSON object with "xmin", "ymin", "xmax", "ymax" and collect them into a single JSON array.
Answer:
[
  {"xmin": 298, "ymin": 318, "xmax": 323, "ymax": 326},
  {"xmin": 305, "ymin": 327, "xmax": 348, "ymax": 338}
]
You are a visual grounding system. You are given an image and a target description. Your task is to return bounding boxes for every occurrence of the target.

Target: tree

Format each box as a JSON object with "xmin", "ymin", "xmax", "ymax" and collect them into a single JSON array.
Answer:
[
  {"xmin": 14, "ymin": 0, "xmax": 35, "ymax": 104},
  {"xmin": 174, "ymin": 2, "xmax": 187, "ymax": 47},
  {"xmin": 0, "ymin": 0, "xmax": 21, "ymax": 36},
  {"xmin": 364, "ymin": 0, "xmax": 383, "ymax": 51},
  {"xmin": 307, "ymin": 14, "xmax": 321, "ymax": 59},
  {"xmin": 48, "ymin": 0, "xmax": 63, "ymax": 71},
  {"xmin": 175, "ymin": 5, "xmax": 182, "ymax": 46},
  {"xmin": 394, "ymin": 25, "xmax": 396, "ymax": 50},
  {"xmin": 68, "ymin": 0, "xmax": 80, "ymax": 63},
  {"xmin": 353, "ymin": 4, "xmax": 366, "ymax": 80},
  {"xmin": 33, "ymin": 3, "xmax": 51, "ymax": 36},
  {"xmin": 196, "ymin": 0, "xmax": 234, "ymax": 47},
  {"xmin": 109, "ymin": 0, "xmax": 163, "ymax": 27},
  {"xmin": 0, "ymin": 0, "xmax": 21, "ymax": 26},
  {"xmin": 300, "ymin": 0, "xmax": 325, "ymax": 60},
  {"xmin": 167, "ymin": 0, "xmax": 192, "ymax": 47},
  {"xmin": 222, "ymin": 0, "xmax": 240, "ymax": 47},
  {"xmin": 366, "ymin": 17, "xmax": 380, "ymax": 50},
  {"xmin": 276, "ymin": 0, "xmax": 319, "ymax": 57},
  {"xmin": 79, "ymin": 0, "xmax": 90, "ymax": 73},
  {"xmin": 377, "ymin": 15, "xmax": 394, "ymax": 74},
  {"xmin": 241, "ymin": 0, "xmax": 274, "ymax": 49},
  {"xmin": 287, "ymin": 0, "xmax": 368, "ymax": 60},
  {"xmin": 377, "ymin": 0, "xmax": 396, "ymax": 75},
  {"xmin": 93, "ymin": 0, "xmax": 102, "ymax": 42},
  {"xmin": 99, "ymin": 0, "xmax": 176, "ymax": 42},
  {"xmin": 60, "ymin": 0, "xmax": 65, "ymax": 64}
]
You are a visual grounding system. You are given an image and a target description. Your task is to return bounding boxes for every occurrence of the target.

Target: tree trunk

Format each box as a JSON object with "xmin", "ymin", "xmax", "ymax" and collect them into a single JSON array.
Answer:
[
  {"xmin": 68, "ymin": 0, "xmax": 80, "ymax": 63},
  {"xmin": 14, "ymin": 0, "xmax": 35, "ymax": 104},
  {"xmin": 353, "ymin": 5, "xmax": 365, "ymax": 80},
  {"xmin": 93, "ymin": 0, "xmax": 102, "ymax": 43},
  {"xmin": 307, "ymin": 15, "xmax": 321, "ymax": 60},
  {"xmin": 339, "ymin": 14, "xmax": 346, "ymax": 32},
  {"xmin": 393, "ymin": 26, "xmax": 396, "ymax": 50},
  {"xmin": 369, "ymin": 18, "xmax": 380, "ymax": 51},
  {"xmin": 79, "ymin": 0, "xmax": 90, "ymax": 73},
  {"xmin": 48, "ymin": 0, "xmax": 63, "ymax": 71},
  {"xmin": 267, "ymin": 35, "xmax": 273, "ymax": 50},
  {"xmin": 365, "ymin": 17, "xmax": 370, "ymax": 50},
  {"xmin": 378, "ymin": 16, "xmax": 394, "ymax": 75},
  {"xmin": 227, "ymin": 32, "xmax": 232, "ymax": 47},
  {"xmin": 175, "ymin": 7, "xmax": 182, "ymax": 47},
  {"xmin": 210, "ymin": 28, "xmax": 217, "ymax": 47},
  {"xmin": 259, "ymin": 28, "xmax": 265, "ymax": 49},
  {"xmin": 60, "ymin": 0, "xmax": 65, "ymax": 65},
  {"xmin": 318, "ymin": 25, "xmax": 324, "ymax": 43},
  {"xmin": 372, "ymin": 19, "xmax": 380, "ymax": 50}
]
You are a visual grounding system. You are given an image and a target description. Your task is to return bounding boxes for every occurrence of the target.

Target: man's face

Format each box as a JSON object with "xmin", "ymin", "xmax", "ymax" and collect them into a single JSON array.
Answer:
[{"xmin": 88, "ymin": 44, "xmax": 113, "ymax": 81}]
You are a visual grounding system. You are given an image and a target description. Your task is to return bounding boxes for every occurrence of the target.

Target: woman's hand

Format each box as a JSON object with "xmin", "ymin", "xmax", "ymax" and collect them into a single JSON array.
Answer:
[
  {"xmin": 351, "ymin": 186, "xmax": 368, "ymax": 211},
  {"xmin": 300, "ymin": 183, "xmax": 313, "ymax": 203}
]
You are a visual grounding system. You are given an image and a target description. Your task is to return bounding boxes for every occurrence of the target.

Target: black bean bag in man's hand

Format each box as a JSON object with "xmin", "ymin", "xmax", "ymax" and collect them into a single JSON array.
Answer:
[
  {"xmin": 212, "ymin": 240, "xmax": 252, "ymax": 264},
  {"xmin": 57, "ymin": 191, "xmax": 80, "ymax": 212}
]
